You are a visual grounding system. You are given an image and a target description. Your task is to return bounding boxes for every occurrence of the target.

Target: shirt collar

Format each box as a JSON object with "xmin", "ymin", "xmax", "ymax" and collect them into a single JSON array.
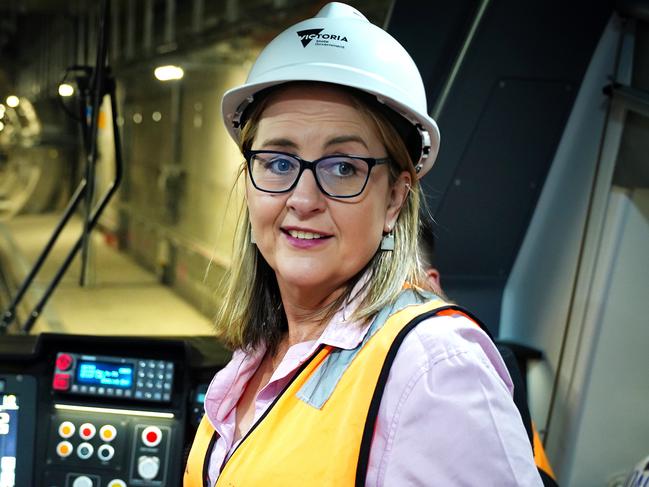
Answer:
[{"xmin": 204, "ymin": 271, "xmax": 376, "ymax": 426}]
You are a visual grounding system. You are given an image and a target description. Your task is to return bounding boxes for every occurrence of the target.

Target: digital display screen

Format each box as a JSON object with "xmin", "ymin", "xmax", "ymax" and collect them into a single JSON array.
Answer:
[
  {"xmin": 0, "ymin": 394, "xmax": 18, "ymax": 487},
  {"xmin": 76, "ymin": 361, "xmax": 133, "ymax": 388}
]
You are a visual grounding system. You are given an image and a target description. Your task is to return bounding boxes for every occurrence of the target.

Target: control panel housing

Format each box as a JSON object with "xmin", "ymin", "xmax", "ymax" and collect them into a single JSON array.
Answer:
[{"xmin": 0, "ymin": 333, "xmax": 229, "ymax": 487}]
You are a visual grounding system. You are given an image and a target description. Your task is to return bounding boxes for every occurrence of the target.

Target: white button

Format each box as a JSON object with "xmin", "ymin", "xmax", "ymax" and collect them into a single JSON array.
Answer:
[
  {"xmin": 97, "ymin": 444, "xmax": 115, "ymax": 461},
  {"xmin": 56, "ymin": 440, "xmax": 73, "ymax": 458},
  {"xmin": 72, "ymin": 476, "xmax": 94, "ymax": 487},
  {"xmin": 107, "ymin": 480, "xmax": 127, "ymax": 487},
  {"xmin": 137, "ymin": 455, "xmax": 160, "ymax": 480},
  {"xmin": 76, "ymin": 442, "xmax": 94, "ymax": 460},
  {"xmin": 141, "ymin": 426, "xmax": 162, "ymax": 447},
  {"xmin": 58, "ymin": 421, "xmax": 75, "ymax": 438},
  {"xmin": 79, "ymin": 422, "xmax": 96, "ymax": 440},
  {"xmin": 99, "ymin": 424, "xmax": 117, "ymax": 442}
]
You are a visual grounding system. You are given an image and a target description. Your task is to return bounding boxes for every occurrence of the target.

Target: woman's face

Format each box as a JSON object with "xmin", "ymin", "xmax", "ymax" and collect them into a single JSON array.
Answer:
[{"xmin": 246, "ymin": 84, "xmax": 410, "ymax": 301}]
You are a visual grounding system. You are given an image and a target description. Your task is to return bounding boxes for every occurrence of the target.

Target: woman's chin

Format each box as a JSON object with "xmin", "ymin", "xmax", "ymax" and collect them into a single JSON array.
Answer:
[
  {"xmin": 274, "ymin": 265, "xmax": 343, "ymax": 297},
  {"xmin": 277, "ymin": 271, "xmax": 333, "ymax": 291}
]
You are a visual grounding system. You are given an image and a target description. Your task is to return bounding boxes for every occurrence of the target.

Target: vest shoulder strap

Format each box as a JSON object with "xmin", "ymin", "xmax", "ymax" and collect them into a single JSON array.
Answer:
[{"xmin": 355, "ymin": 303, "xmax": 483, "ymax": 485}]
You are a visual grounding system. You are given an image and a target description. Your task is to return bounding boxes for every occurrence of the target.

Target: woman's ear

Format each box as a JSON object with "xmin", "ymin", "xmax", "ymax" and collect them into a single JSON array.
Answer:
[{"xmin": 384, "ymin": 171, "xmax": 412, "ymax": 233}]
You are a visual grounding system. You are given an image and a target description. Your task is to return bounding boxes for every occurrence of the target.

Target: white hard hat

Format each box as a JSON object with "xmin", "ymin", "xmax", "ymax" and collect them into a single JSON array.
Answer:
[{"xmin": 221, "ymin": 1, "xmax": 440, "ymax": 178}]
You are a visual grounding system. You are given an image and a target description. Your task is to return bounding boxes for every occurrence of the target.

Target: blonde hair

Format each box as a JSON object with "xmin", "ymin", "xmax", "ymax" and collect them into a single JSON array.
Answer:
[{"xmin": 214, "ymin": 82, "xmax": 433, "ymax": 354}]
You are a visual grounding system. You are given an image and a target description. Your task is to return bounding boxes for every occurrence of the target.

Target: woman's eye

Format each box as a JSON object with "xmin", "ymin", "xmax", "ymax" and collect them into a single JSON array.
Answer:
[
  {"xmin": 318, "ymin": 158, "xmax": 366, "ymax": 179},
  {"xmin": 264, "ymin": 157, "xmax": 296, "ymax": 173},
  {"xmin": 334, "ymin": 162, "xmax": 355, "ymax": 176}
]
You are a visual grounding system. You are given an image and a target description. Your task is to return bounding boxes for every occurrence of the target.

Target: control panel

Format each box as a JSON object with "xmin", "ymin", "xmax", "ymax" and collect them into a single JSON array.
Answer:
[
  {"xmin": 44, "ymin": 407, "xmax": 177, "ymax": 486},
  {"xmin": 0, "ymin": 333, "xmax": 230, "ymax": 487},
  {"xmin": 53, "ymin": 353, "xmax": 175, "ymax": 403}
]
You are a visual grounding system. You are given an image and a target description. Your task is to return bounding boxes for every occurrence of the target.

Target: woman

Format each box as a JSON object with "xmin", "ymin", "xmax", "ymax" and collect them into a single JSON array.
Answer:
[{"xmin": 185, "ymin": 3, "xmax": 543, "ymax": 486}]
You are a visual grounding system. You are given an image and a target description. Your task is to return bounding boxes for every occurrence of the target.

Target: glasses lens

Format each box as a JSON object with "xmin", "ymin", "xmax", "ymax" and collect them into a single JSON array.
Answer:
[
  {"xmin": 250, "ymin": 153, "xmax": 300, "ymax": 192},
  {"xmin": 316, "ymin": 156, "xmax": 370, "ymax": 196}
]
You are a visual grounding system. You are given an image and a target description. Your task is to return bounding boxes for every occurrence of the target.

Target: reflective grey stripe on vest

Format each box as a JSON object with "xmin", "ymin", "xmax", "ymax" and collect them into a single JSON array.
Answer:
[{"xmin": 296, "ymin": 289, "xmax": 437, "ymax": 409}]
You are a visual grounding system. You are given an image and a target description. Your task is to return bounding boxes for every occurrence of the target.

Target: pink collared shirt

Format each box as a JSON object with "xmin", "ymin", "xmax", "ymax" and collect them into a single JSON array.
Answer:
[{"xmin": 203, "ymin": 302, "xmax": 543, "ymax": 486}]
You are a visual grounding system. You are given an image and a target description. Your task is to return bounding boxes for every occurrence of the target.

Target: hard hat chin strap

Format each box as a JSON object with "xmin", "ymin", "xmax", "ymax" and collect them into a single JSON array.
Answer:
[
  {"xmin": 415, "ymin": 125, "xmax": 432, "ymax": 174},
  {"xmin": 232, "ymin": 95, "xmax": 255, "ymax": 131}
]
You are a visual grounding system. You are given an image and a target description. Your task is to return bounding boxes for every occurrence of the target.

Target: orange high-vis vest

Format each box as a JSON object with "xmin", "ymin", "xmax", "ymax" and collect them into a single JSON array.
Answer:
[
  {"xmin": 185, "ymin": 298, "xmax": 465, "ymax": 487},
  {"xmin": 184, "ymin": 296, "xmax": 556, "ymax": 486},
  {"xmin": 533, "ymin": 425, "xmax": 556, "ymax": 481}
]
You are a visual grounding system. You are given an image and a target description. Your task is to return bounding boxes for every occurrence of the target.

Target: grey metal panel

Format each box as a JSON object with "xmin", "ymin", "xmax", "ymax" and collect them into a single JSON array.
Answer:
[
  {"xmin": 388, "ymin": 0, "xmax": 612, "ymax": 328},
  {"xmin": 613, "ymin": 110, "xmax": 649, "ymax": 188},
  {"xmin": 500, "ymin": 16, "xmax": 626, "ymax": 465},
  {"xmin": 386, "ymin": 0, "xmax": 481, "ymax": 112},
  {"xmin": 435, "ymin": 79, "xmax": 575, "ymax": 277}
]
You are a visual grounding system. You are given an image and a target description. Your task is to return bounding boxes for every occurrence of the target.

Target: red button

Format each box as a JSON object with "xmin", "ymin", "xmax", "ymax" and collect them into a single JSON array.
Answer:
[
  {"xmin": 52, "ymin": 373, "xmax": 71, "ymax": 391},
  {"xmin": 79, "ymin": 422, "xmax": 96, "ymax": 440},
  {"xmin": 141, "ymin": 426, "xmax": 162, "ymax": 447},
  {"xmin": 56, "ymin": 353, "xmax": 73, "ymax": 371}
]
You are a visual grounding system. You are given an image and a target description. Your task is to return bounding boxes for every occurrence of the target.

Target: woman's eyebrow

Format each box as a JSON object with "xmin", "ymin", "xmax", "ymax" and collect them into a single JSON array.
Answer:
[
  {"xmin": 324, "ymin": 135, "xmax": 368, "ymax": 150},
  {"xmin": 259, "ymin": 137, "xmax": 298, "ymax": 148}
]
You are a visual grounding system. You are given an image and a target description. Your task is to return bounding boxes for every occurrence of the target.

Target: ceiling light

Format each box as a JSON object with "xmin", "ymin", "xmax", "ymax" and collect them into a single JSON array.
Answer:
[
  {"xmin": 58, "ymin": 83, "xmax": 75, "ymax": 97},
  {"xmin": 6, "ymin": 95, "xmax": 19, "ymax": 108},
  {"xmin": 154, "ymin": 65, "xmax": 184, "ymax": 81},
  {"xmin": 0, "ymin": 121, "xmax": 4, "ymax": 131}
]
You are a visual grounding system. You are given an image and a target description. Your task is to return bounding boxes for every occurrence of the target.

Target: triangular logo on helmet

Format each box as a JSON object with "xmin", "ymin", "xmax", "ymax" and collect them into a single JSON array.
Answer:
[{"xmin": 297, "ymin": 28, "xmax": 324, "ymax": 47}]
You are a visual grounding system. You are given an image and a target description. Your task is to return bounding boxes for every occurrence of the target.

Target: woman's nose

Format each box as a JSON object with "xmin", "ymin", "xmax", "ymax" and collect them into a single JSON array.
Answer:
[{"xmin": 286, "ymin": 168, "xmax": 326, "ymax": 216}]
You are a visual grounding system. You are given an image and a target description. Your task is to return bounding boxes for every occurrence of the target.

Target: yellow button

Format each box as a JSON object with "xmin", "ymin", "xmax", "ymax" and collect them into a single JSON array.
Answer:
[
  {"xmin": 56, "ymin": 440, "xmax": 73, "ymax": 458},
  {"xmin": 100, "ymin": 424, "xmax": 117, "ymax": 442},
  {"xmin": 107, "ymin": 480, "xmax": 126, "ymax": 487},
  {"xmin": 58, "ymin": 421, "xmax": 75, "ymax": 439}
]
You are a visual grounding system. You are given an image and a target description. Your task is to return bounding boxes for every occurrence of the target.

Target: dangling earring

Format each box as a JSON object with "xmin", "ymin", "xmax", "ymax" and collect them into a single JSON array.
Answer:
[
  {"xmin": 380, "ymin": 229, "xmax": 394, "ymax": 251},
  {"xmin": 250, "ymin": 226, "xmax": 256, "ymax": 244}
]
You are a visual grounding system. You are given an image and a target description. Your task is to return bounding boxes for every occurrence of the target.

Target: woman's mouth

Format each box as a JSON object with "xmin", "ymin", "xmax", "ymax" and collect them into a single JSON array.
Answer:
[
  {"xmin": 281, "ymin": 228, "xmax": 332, "ymax": 248},
  {"xmin": 286, "ymin": 230, "xmax": 327, "ymax": 240}
]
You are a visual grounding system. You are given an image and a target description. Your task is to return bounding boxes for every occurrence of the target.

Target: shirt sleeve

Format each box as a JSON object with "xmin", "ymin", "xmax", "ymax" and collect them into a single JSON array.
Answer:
[{"xmin": 366, "ymin": 315, "xmax": 543, "ymax": 487}]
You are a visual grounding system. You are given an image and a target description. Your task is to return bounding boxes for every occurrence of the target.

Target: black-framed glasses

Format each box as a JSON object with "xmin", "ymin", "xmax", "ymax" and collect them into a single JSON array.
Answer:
[{"xmin": 244, "ymin": 149, "xmax": 391, "ymax": 198}]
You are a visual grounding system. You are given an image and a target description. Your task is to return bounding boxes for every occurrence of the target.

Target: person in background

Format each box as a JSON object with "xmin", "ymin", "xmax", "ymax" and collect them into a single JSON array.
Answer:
[
  {"xmin": 185, "ymin": 3, "xmax": 542, "ymax": 485},
  {"xmin": 418, "ymin": 213, "xmax": 445, "ymax": 298}
]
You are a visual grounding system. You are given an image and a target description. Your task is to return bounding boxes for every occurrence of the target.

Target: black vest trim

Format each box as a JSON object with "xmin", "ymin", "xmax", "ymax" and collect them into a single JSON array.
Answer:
[
  {"xmin": 203, "ymin": 432, "xmax": 218, "ymax": 487},
  {"xmin": 217, "ymin": 344, "xmax": 327, "ymax": 476}
]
